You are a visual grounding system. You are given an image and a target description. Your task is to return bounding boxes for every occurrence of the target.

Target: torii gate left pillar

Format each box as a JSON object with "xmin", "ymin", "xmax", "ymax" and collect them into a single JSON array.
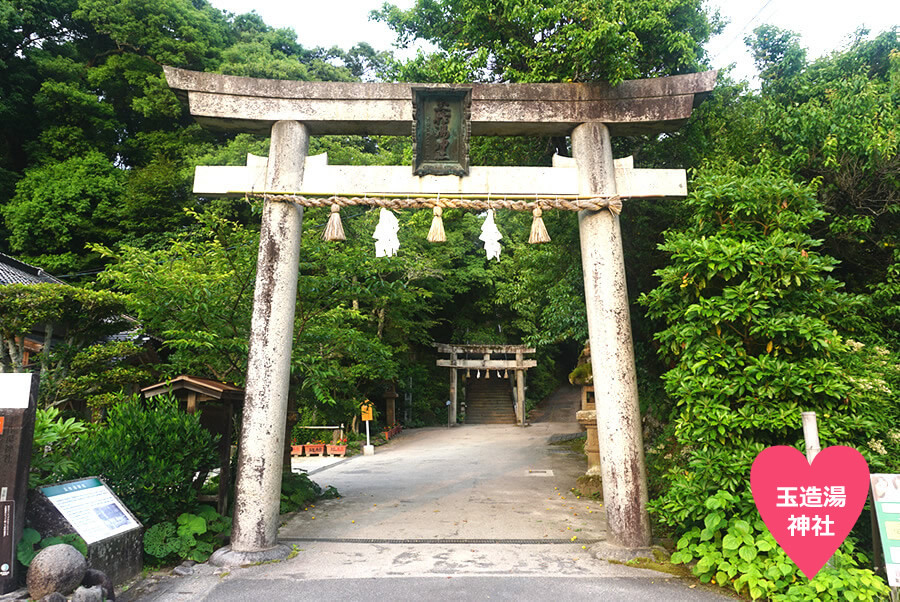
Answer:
[{"xmin": 209, "ymin": 121, "xmax": 307, "ymax": 565}]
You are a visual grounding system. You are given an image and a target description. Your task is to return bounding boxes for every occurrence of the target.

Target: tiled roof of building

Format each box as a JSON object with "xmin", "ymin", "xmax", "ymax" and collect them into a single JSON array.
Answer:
[{"xmin": 0, "ymin": 253, "xmax": 64, "ymax": 285}]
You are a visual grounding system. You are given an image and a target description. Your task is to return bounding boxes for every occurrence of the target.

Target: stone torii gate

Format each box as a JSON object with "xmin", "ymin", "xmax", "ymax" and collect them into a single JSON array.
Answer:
[
  {"xmin": 163, "ymin": 66, "xmax": 715, "ymax": 565},
  {"xmin": 435, "ymin": 343, "xmax": 537, "ymax": 425}
]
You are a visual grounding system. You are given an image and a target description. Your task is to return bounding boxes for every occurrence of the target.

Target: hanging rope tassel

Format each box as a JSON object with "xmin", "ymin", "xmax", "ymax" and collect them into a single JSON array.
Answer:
[
  {"xmin": 528, "ymin": 207, "xmax": 551, "ymax": 243},
  {"xmin": 485, "ymin": 368, "xmax": 490, "ymax": 379},
  {"xmin": 504, "ymin": 369, "xmax": 508, "ymax": 378},
  {"xmin": 427, "ymin": 206, "xmax": 446, "ymax": 242},
  {"xmin": 322, "ymin": 203, "xmax": 346, "ymax": 241}
]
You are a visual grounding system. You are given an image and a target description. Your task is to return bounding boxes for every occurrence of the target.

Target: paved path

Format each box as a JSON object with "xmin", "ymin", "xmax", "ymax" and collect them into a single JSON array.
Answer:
[
  {"xmin": 133, "ymin": 411, "xmax": 734, "ymax": 601},
  {"xmin": 529, "ymin": 383, "xmax": 582, "ymax": 423},
  {"xmin": 282, "ymin": 422, "xmax": 604, "ymax": 541}
]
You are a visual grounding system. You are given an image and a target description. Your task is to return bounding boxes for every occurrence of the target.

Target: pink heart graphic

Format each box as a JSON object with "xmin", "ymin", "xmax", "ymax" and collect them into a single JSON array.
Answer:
[{"xmin": 750, "ymin": 445, "xmax": 870, "ymax": 579}]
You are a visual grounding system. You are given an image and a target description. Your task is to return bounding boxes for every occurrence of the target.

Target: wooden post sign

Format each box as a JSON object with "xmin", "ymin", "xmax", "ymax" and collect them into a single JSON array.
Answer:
[
  {"xmin": 0, "ymin": 373, "xmax": 38, "ymax": 594},
  {"xmin": 361, "ymin": 400, "xmax": 374, "ymax": 456}
]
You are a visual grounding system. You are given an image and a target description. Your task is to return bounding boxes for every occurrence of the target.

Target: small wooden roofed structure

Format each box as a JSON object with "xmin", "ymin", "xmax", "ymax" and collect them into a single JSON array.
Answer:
[
  {"xmin": 435, "ymin": 344, "xmax": 536, "ymax": 425},
  {"xmin": 141, "ymin": 376, "xmax": 243, "ymax": 514}
]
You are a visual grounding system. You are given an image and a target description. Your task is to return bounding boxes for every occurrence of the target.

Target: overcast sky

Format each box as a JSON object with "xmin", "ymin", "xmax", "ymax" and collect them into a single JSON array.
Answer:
[{"xmin": 209, "ymin": 0, "xmax": 898, "ymax": 82}]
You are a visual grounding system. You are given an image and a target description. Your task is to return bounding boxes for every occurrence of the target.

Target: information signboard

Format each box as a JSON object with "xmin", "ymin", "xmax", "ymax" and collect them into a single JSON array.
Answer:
[
  {"xmin": 871, "ymin": 473, "xmax": 900, "ymax": 586},
  {"xmin": 40, "ymin": 478, "xmax": 141, "ymax": 545},
  {"xmin": 0, "ymin": 502, "xmax": 13, "ymax": 582}
]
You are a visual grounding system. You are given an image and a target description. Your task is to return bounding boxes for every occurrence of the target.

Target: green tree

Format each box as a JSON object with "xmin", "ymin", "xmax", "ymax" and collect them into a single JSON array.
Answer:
[
  {"xmin": 641, "ymin": 160, "xmax": 900, "ymax": 523},
  {"xmin": 374, "ymin": 0, "xmax": 721, "ymax": 84},
  {"xmin": 0, "ymin": 283, "xmax": 128, "ymax": 372},
  {"xmin": 1, "ymin": 0, "xmax": 372, "ymax": 273}
]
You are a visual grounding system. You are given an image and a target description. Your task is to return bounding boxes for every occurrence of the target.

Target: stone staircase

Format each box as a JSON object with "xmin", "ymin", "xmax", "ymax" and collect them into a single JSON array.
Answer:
[{"xmin": 464, "ymin": 377, "xmax": 518, "ymax": 424}]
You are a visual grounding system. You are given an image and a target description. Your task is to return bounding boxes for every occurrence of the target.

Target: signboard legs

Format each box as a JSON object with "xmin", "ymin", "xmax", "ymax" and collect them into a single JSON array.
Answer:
[{"xmin": 574, "ymin": 122, "xmax": 652, "ymax": 555}]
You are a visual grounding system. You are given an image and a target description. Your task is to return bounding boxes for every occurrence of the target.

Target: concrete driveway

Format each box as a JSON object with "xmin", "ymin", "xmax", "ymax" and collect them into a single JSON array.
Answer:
[
  {"xmin": 282, "ymin": 423, "xmax": 606, "ymax": 542},
  {"xmin": 133, "ymin": 419, "xmax": 735, "ymax": 601}
]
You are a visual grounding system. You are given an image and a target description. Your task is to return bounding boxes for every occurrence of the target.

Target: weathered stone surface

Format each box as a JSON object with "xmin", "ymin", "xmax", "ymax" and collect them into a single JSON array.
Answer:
[
  {"xmin": 575, "ymin": 122, "xmax": 651, "ymax": 550},
  {"xmin": 575, "ymin": 410, "xmax": 602, "ymax": 477},
  {"xmin": 163, "ymin": 66, "xmax": 717, "ymax": 137},
  {"xmin": 27, "ymin": 544, "xmax": 87, "ymax": 600},
  {"xmin": 81, "ymin": 568, "xmax": 114, "ymax": 601},
  {"xmin": 228, "ymin": 120, "xmax": 307, "ymax": 555},
  {"xmin": 71, "ymin": 584, "xmax": 103, "ymax": 602},
  {"xmin": 172, "ymin": 564, "xmax": 194, "ymax": 577},
  {"xmin": 38, "ymin": 592, "xmax": 66, "ymax": 602},
  {"xmin": 208, "ymin": 544, "xmax": 292, "ymax": 568}
]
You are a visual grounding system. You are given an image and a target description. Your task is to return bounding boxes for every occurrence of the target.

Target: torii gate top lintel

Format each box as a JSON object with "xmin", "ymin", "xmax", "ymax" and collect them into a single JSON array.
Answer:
[{"xmin": 163, "ymin": 66, "xmax": 716, "ymax": 137}]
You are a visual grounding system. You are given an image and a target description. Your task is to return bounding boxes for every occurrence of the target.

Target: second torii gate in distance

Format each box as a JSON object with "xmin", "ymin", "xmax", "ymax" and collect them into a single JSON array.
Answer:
[
  {"xmin": 165, "ymin": 66, "xmax": 715, "ymax": 565},
  {"xmin": 435, "ymin": 343, "xmax": 537, "ymax": 425}
]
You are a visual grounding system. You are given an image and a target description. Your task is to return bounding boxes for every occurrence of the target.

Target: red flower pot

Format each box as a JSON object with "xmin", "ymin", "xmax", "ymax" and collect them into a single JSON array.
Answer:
[
  {"xmin": 291, "ymin": 445, "xmax": 304, "ymax": 456},
  {"xmin": 305, "ymin": 443, "xmax": 325, "ymax": 456},
  {"xmin": 326, "ymin": 444, "xmax": 347, "ymax": 457}
]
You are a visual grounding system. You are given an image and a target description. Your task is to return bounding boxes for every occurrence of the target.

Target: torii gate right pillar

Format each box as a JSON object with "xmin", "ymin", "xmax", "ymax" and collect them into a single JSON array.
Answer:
[{"xmin": 574, "ymin": 122, "xmax": 652, "ymax": 554}]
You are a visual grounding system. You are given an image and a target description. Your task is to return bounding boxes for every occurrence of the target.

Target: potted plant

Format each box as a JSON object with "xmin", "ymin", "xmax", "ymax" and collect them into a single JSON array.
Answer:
[
  {"xmin": 291, "ymin": 440, "xmax": 304, "ymax": 456},
  {"xmin": 305, "ymin": 440, "xmax": 326, "ymax": 456},
  {"xmin": 327, "ymin": 438, "xmax": 348, "ymax": 457}
]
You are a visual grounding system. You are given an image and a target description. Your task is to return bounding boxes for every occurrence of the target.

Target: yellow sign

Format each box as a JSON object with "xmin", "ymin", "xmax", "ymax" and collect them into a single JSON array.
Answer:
[{"xmin": 361, "ymin": 400, "xmax": 373, "ymax": 422}]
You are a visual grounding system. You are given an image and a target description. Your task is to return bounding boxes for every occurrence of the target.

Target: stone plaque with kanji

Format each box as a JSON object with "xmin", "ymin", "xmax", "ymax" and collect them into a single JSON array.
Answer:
[{"xmin": 412, "ymin": 87, "xmax": 471, "ymax": 176}]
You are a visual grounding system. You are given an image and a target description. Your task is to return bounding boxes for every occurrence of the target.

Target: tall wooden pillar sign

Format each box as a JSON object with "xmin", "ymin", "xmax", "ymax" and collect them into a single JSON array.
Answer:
[
  {"xmin": 0, "ymin": 373, "xmax": 38, "ymax": 593},
  {"xmin": 384, "ymin": 385, "xmax": 398, "ymax": 427}
]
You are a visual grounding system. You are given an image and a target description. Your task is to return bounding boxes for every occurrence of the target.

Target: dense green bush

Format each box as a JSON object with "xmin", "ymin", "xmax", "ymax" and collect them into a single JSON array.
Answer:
[
  {"xmin": 280, "ymin": 471, "xmax": 339, "ymax": 514},
  {"xmin": 640, "ymin": 161, "xmax": 899, "ymax": 596},
  {"xmin": 17, "ymin": 528, "xmax": 87, "ymax": 567},
  {"xmin": 30, "ymin": 407, "xmax": 87, "ymax": 487},
  {"xmin": 143, "ymin": 505, "xmax": 231, "ymax": 564},
  {"xmin": 62, "ymin": 394, "xmax": 219, "ymax": 525},
  {"xmin": 670, "ymin": 491, "xmax": 889, "ymax": 601}
]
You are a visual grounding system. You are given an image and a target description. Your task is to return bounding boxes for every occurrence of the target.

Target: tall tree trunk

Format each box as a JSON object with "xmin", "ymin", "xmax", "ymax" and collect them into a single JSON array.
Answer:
[
  {"xmin": 0, "ymin": 336, "xmax": 9, "ymax": 373},
  {"xmin": 40, "ymin": 323, "xmax": 53, "ymax": 373},
  {"xmin": 376, "ymin": 306, "xmax": 386, "ymax": 340},
  {"xmin": 8, "ymin": 337, "xmax": 24, "ymax": 372},
  {"xmin": 39, "ymin": 323, "xmax": 54, "ymax": 396}
]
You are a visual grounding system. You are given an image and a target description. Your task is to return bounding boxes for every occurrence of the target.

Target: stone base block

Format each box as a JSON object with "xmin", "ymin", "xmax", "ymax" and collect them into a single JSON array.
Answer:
[
  {"xmin": 590, "ymin": 541, "xmax": 669, "ymax": 563},
  {"xmin": 576, "ymin": 474, "xmax": 603, "ymax": 497},
  {"xmin": 208, "ymin": 543, "xmax": 292, "ymax": 567},
  {"xmin": 363, "ymin": 445, "xmax": 375, "ymax": 456}
]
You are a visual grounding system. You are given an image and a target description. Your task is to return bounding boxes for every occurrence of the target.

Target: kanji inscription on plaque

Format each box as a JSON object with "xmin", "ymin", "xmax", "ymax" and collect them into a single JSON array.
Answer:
[{"xmin": 412, "ymin": 87, "xmax": 471, "ymax": 177}]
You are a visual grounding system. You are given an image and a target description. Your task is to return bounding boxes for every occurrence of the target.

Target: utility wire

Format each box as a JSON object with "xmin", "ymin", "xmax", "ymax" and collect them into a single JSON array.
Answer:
[{"xmin": 711, "ymin": 0, "xmax": 779, "ymax": 60}]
